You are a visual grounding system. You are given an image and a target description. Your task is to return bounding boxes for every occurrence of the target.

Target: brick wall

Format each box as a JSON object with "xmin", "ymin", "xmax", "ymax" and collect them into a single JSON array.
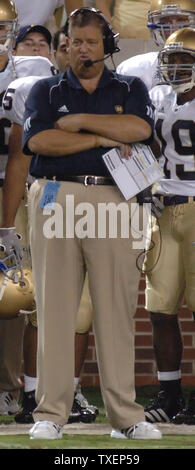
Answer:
[{"xmin": 82, "ymin": 275, "xmax": 195, "ymax": 387}]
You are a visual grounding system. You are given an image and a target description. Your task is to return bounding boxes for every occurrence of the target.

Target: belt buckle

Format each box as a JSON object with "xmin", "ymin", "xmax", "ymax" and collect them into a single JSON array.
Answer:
[{"xmin": 84, "ymin": 175, "xmax": 98, "ymax": 186}]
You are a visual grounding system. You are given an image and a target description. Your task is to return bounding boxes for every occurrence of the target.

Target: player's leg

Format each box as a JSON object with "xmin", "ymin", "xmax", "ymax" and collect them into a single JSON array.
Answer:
[
  {"xmin": 172, "ymin": 202, "xmax": 195, "ymax": 424},
  {"xmin": 144, "ymin": 208, "xmax": 185, "ymax": 422},
  {"xmin": 14, "ymin": 311, "xmax": 37, "ymax": 424},
  {"xmin": 0, "ymin": 192, "xmax": 27, "ymax": 415},
  {"xmin": 0, "ymin": 317, "xmax": 25, "ymax": 415}
]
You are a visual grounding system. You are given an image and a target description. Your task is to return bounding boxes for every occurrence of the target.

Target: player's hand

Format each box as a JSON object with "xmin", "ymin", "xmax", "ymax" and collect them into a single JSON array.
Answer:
[
  {"xmin": 137, "ymin": 187, "xmax": 164, "ymax": 218},
  {"xmin": 151, "ymin": 195, "xmax": 164, "ymax": 218},
  {"xmin": 0, "ymin": 227, "xmax": 23, "ymax": 259},
  {"xmin": 54, "ymin": 114, "xmax": 82, "ymax": 133}
]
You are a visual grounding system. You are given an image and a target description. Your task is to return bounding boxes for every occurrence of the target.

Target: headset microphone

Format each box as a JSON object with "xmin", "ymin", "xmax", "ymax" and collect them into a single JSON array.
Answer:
[
  {"xmin": 84, "ymin": 57, "xmax": 106, "ymax": 68},
  {"xmin": 84, "ymin": 51, "xmax": 118, "ymax": 68}
]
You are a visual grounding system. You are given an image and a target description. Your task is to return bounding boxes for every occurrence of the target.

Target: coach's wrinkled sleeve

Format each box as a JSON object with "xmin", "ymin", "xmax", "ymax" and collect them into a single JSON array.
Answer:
[
  {"xmin": 124, "ymin": 77, "xmax": 155, "ymax": 143},
  {"xmin": 22, "ymin": 79, "xmax": 54, "ymax": 156}
]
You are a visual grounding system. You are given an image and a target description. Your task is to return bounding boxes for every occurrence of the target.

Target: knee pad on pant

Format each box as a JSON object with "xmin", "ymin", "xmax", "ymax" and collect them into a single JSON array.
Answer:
[{"xmin": 76, "ymin": 278, "xmax": 93, "ymax": 333}]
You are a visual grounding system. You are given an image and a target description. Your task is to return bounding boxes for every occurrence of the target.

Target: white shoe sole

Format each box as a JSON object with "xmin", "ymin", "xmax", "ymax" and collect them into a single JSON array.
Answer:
[
  {"xmin": 111, "ymin": 427, "xmax": 162, "ymax": 440},
  {"xmin": 111, "ymin": 429, "xmax": 127, "ymax": 439},
  {"xmin": 29, "ymin": 421, "xmax": 63, "ymax": 440}
]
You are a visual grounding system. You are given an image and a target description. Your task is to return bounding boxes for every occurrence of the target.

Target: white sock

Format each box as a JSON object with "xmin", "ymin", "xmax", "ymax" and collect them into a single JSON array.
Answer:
[
  {"xmin": 157, "ymin": 370, "xmax": 181, "ymax": 381},
  {"xmin": 74, "ymin": 377, "xmax": 80, "ymax": 392},
  {"xmin": 24, "ymin": 375, "xmax": 38, "ymax": 393}
]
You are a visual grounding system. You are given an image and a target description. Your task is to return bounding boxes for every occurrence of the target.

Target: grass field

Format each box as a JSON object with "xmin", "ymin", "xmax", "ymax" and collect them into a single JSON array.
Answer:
[
  {"xmin": 0, "ymin": 433, "xmax": 195, "ymax": 449},
  {"xmin": 0, "ymin": 386, "xmax": 195, "ymax": 453}
]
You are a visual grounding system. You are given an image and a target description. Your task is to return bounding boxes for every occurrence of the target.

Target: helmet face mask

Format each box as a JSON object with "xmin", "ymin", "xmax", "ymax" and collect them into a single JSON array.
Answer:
[
  {"xmin": 158, "ymin": 28, "xmax": 195, "ymax": 93},
  {"xmin": 0, "ymin": 250, "xmax": 22, "ymax": 282},
  {"xmin": 0, "ymin": 0, "xmax": 18, "ymax": 56},
  {"xmin": 148, "ymin": 1, "xmax": 195, "ymax": 47}
]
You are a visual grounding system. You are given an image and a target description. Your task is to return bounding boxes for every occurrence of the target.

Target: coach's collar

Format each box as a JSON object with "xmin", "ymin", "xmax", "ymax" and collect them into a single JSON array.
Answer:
[{"xmin": 66, "ymin": 66, "xmax": 115, "ymax": 89}]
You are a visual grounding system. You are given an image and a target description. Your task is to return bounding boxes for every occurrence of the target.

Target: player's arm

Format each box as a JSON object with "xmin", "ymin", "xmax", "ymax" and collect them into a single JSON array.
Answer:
[
  {"xmin": 54, "ymin": 5, "xmax": 64, "ymax": 28},
  {"xmin": 150, "ymin": 138, "xmax": 161, "ymax": 159},
  {"xmin": 96, "ymin": 1, "xmax": 113, "ymax": 23},
  {"xmin": 2, "ymin": 123, "xmax": 31, "ymax": 228},
  {"xmin": 64, "ymin": 0, "xmax": 83, "ymax": 16}
]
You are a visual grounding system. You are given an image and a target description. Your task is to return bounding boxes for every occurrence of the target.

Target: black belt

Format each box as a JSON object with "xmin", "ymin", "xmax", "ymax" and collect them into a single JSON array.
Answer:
[
  {"xmin": 155, "ymin": 194, "xmax": 195, "ymax": 206},
  {"xmin": 43, "ymin": 175, "xmax": 115, "ymax": 186}
]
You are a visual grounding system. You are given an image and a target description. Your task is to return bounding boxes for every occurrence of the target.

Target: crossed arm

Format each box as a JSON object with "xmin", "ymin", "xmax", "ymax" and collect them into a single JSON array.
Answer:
[
  {"xmin": 3, "ymin": 112, "xmax": 152, "ymax": 227},
  {"xmin": 28, "ymin": 113, "xmax": 152, "ymax": 158}
]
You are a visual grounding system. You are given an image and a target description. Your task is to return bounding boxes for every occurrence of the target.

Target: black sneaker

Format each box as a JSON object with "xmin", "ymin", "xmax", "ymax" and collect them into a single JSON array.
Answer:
[
  {"xmin": 172, "ymin": 390, "xmax": 195, "ymax": 425},
  {"xmin": 74, "ymin": 388, "xmax": 99, "ymax": 423},
  {"xmin": 14, "ymin": 390, "xmax": 36, "ymax": 424},
  {"xmin": 67, "ymin": 397, "xmax": 82, "ymax": 424},
  {"xmin": 68, "ymin": 390, "xmax": 99, "ymax": 424},
  {"xmin": 144, "ymin": 390, "xmax": 185, "ymax": 423}
]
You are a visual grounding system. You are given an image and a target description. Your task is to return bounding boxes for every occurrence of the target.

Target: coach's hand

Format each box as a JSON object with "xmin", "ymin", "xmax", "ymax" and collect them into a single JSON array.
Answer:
[{"xmin": 55, "ymin": 114, "xmax": 82, "ymax": 133}]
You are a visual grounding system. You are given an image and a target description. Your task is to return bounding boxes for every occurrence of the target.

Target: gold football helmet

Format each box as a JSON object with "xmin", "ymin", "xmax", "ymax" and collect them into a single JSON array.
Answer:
[
  {"xmin": 159, "ymin": 27, "xmax": 195, "ymax": 93},
  {"xmin": 0, "ymin": 250, "xmax": 35, "ymax": 319},
  {"xmin": 0, "ymin": 0, "xmax": 18, "ymax": 55},
  {"xmin": 148, "ymin": 0, "xmax": 195, "ymax": 46}
]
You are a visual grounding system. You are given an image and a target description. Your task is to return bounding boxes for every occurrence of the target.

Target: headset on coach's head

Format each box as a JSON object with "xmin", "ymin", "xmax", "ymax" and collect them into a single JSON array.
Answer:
[{"xmin": 63, "ymin": 7, "xmax": 120, "ymax": 56}]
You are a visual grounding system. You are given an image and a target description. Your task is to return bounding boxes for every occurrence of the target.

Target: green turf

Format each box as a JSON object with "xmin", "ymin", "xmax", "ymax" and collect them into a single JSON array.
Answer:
[{"xmin": 0, "ymin": 434, "xmax": 195, "ymax": 449}]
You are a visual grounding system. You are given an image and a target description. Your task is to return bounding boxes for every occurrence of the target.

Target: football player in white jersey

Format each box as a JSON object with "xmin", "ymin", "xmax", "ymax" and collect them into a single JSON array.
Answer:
[
  {"xmin": 0, "ymin": 0, "xmax": 56, "ymax": 416},
  {"xmin": 117, "ymin": 0, "xmax": 195, "ymax": 90},
  {"xmin": 143, "ymin": 28, "xmax": 195, "ymax": 424},
  {"xmin": 116, "ymin": 0, "xmax": 195, "ymax": 424}
]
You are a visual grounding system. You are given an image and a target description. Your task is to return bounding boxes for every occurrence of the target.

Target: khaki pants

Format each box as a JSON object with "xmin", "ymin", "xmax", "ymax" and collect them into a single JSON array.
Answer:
[
  {"xmin": 28, "ymin": 179, "xmax": 144, "ymax": 428},
  {"xmin": 0, "ymin": 190, "xmax": 28, "ymax": 391}
]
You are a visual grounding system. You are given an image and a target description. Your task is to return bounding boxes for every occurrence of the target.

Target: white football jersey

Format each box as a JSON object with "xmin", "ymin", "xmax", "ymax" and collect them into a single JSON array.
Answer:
[
  {"xmin": 3, "ymin": 75, "xmax": 45, "ymax": 126},
  {"xmin": 14, "ymin": 0, "xmax": 64, "ymax": 27},
  {"xmin": 150, "ymin": 84, "xmax": 195, "ymax": 196},
  {"xmin": 0, "ymin": 55, "xmax": 56, "ymax": 176},
  {"xmin": 117, "ymin": 51, "xmax": 159, "ymax": 90}
]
